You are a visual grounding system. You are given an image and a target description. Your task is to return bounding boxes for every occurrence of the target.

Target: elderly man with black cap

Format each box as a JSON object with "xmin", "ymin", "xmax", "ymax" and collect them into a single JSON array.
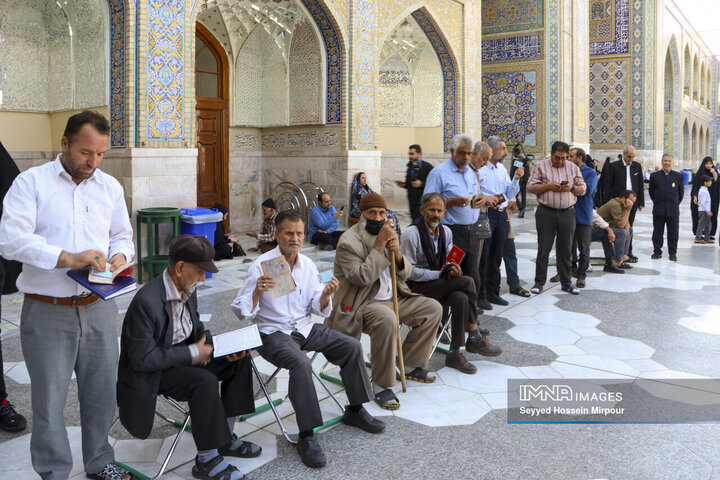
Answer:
[
  {"xmin": 247, "ymin": 198, "xmax": 278, "ymax": 253},
  {"xmin": 118, "ymin": 235, "xmax": 261, "ymax": 480},
  {"xmin": 328, "ymin": 193, "xmax": 442, "ymax": 411}
]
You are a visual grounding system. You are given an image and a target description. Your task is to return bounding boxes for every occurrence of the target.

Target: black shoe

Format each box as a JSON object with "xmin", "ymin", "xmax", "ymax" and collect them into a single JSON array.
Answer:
[
  {"xmin": 297, "ymin": 435, "xmax": 326, "ymax": 468},
  {"xmin": 342, "ymin": 407, "xmax": 386, "ymax": 433},
  {"xmin": 486, "ymin": 293, "xmax": 509, "ymax": 306},
  {"xmin": 0, "ymin": 400, "xmax": 26, "ymax": 432},
  {"xmin": 518, "ymin": 209, "xmax": 525, "ymax": 218},
  {"xmin": 603, "ymin": 264, "xmax": 625, "ymax": 274},
  {"xmin": 669, "ymin": 254, "xmax": 677, "ymax": 261},
  {"xmin": 651, "ymin": 253, "xmax": 662, "ymax": 259},
  {"xmin": 218, "ymin": 434, "xmax": 262, "ymax": 458},
  {"xmin": 477, "ymin": 298, "xmax": 493, "ymax": 311},
  {"xmin": 318, "ymin": 243, "xmax": 334, "ymax": 251}
]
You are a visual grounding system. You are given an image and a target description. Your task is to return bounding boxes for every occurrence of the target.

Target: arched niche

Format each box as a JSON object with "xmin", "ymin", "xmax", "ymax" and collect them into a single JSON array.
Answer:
[
  {"xmin": 683, "ymin": 119, "xmax": 690, "ymax": 162},
  {"xmin": 683, "ymin": 45, "xmax": 691, "ymax": 98}
]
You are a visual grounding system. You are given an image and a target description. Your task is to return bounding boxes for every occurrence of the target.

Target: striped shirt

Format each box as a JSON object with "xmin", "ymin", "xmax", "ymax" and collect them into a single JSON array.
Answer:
[{"xmin": 527, "ymin": 158, "xmax": 587, "ymax": 209}]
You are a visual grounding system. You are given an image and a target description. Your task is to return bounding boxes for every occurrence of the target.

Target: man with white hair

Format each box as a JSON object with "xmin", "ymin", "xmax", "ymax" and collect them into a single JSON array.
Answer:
[{"xmin": 423, "ymin": 134, "xmax": 492, "ymax": 313}]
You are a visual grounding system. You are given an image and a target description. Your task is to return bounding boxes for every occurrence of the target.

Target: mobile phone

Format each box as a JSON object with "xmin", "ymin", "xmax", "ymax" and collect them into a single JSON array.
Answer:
[
  {"xmin": 339, "ymin": 205, "xmax": 345, "ymax": 211},
  {"xmin": 496, "ymin": 193, "xmax": 506, "ymax": 204}
]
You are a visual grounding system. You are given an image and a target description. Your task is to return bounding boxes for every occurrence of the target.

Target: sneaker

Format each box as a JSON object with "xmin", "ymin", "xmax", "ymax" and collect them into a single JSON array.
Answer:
[
  {"xmin": 0, "ymin": 400, "xmax": 27, "ymax": 432},
  {"xmin": 445, "ymin": 351, "xmax": 477, "ymax": 374},
  {"xmin": 465, "ymin": 334, "xmax": 503, "ymax": 357}
]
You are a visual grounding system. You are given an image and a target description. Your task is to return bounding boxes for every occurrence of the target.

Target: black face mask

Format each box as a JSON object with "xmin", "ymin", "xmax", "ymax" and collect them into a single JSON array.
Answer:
[{"xmin": 364, "ymin": 218, "xmax": 385, "ymax": 235}]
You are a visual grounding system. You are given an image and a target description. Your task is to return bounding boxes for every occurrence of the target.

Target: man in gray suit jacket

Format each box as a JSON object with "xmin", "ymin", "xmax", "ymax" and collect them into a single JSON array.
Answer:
[{"xmin": 118, "ymin": 235, "xmax": 260, "ymax": 480}]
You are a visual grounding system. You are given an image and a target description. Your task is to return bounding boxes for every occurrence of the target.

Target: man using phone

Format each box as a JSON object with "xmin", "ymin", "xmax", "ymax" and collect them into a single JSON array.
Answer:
[
  {"xmin": 475, "ymin": 136, "xmax": 523, "ymax": 310},
  {"xmin": 527, "ymin": 141, "xmax": 587, "ymax": 295},
  {"xmin": 401, "ymin": 193, "xmax": 502, "ymax": 374},
  {"xmin": 119, "ymin": 235, "xmax": 261, "ymax": 480},
  {"xmin": 308, "ymin": 192, "xmax": 345, "ymax": 250}
]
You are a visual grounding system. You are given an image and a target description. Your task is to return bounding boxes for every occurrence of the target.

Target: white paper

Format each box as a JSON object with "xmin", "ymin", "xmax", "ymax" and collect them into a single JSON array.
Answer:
[{"xmin": 212, "ymin": 324, "xmax": 263, "ymax": 358}]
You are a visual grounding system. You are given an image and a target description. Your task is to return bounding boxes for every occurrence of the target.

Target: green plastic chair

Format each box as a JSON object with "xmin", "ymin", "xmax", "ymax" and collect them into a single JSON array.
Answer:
[{"xmin": 135, "ymin": 207, "xmax": 181, "ymax": 283}]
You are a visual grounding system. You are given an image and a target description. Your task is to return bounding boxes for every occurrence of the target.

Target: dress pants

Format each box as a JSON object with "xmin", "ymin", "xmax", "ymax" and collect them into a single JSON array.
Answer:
[
  {"xmin": 311, "ymin": 231, "xmax": 344, "ymax": 249},
  {"xmin": 590, "ymin": 227, "xmax": 616, "ymax": 263},
  {"xmin": 20, "ymin": 297, "xmax": 119, "ymax": 479},
  {"xmin": 502, "ymin": 237, "xmax": 521, "ymax": 291},
  {"xmin": 572, "ymin": 225, "xmax": 592, "ymax": 280},
  {"xmin": 158, "ymin": 356, "xmax": 254, "ymax": 451},
  {"xmin": 652, "ymin": 215, "xmax": 679, "ymax": 255},
  {"xmin": 534, "ymin": 205, "xmax": 576, "ymax": 288},
  {"xmin": 478, "ymin": 209, "xmax": 510, "ymax": 299},
  {"xmin": 361, "ymin": 297, "xmax": 441, "ymax": 388},
  {"xmin": 258, "ymin": 324, "xmax": 372, "ymax": 432},
  {"xmin": 516, "ymin": 182, "xmax": 527, "ymax": 211},
  {"xmin": 627, "ymin": 204, "xmax": 638, "ymax": 256},
  {"xmin": 448, "ymin": 224, "xmax": 481, "ymax": 307},
  {"xmin": 407, "ymin": 276, "xmax": 477, "ymax": 349}
]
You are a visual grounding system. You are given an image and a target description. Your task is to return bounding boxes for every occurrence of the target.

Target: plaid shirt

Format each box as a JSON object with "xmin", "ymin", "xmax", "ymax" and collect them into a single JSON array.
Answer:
[{"xmin": 256, "ymin": 213, "xmax": 277, "ymax": 246}]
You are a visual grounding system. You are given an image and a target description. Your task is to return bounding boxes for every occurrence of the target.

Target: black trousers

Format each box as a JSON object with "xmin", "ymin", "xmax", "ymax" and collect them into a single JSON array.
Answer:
[
  {"xmin": 571, "ymin": 225, "xmax": 592, "ymax": 280},
  {"xmin": 407, "ymin": 276, "xmax": 477, "ymax": 349},
  {"xmin": 448, "ymin": 224, "xmax": 481, "ymax": 308},
  {"xmin": 258, "ymin": 324, "xmax": 372, "ymax": 432},
  {"xmin": 311, "ymin": 231, "xmax": 344, "ymax": 248},
  {"xmin": 516, "ymin": 182, "xmax": 528, "ymax": 211},
  {"xmin": 158, "ymin": 356, "xmax": 255, "ymax": 451},
  {"xmin": 478, "ymin": 209, "xmax": 510, "ymax": 299},
  {"xmin": 652, "ymin": 215, "xmax": 679, "ymax": 255},
  {"xmin": 534, "ymin": 205, "xmax": 576, "ymax": 288},
  {"xmin": 0, "ymin": 261, "xmax": 5, "ymax": 401},
  {"xmin": 627, "ymin": 204, "xmax": 638, "ymax": 256}
]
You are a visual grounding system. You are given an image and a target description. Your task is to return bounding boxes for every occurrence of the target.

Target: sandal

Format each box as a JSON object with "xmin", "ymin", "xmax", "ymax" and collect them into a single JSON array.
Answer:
[
  {"xmin": 510, "ymin": 287, "xmax": 531, "ymax": 298},
  {"xmin": 192, "ymin": 455, "xmax": 244, "ymax": 480},
  {"xmin": 219, "ymin": 434, "xmax": 262, "ymax": 458},
  {"xmin": 374, "ymin": 388, "xmax": 400, "ymax": 411},
  {"xmin": 619, "ymin": 262, "xmax": 633, "ymax": 269},
  {"xmin": 626, "ymin": 255, "xmax": 639, "ymax": 263},
  {"xmin": 405, "ymin": 367, "xmax": 436, "ymax": 384}
]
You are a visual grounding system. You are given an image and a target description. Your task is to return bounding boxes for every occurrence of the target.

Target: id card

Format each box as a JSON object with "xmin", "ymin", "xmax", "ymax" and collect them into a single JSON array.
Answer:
[
  {"xmin": 513, "ymin": 160, "xmax": 524, "ymax": 168},
  {"xmin": 317, "ymin": 270, "xmax": 334, "ymax": 283}
]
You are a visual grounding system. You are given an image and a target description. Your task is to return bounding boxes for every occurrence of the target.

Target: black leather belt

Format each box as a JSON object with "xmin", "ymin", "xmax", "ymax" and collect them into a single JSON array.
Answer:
[{"xmin": 539, "ymin": 204, "xmax": 574, "ymax": 212}]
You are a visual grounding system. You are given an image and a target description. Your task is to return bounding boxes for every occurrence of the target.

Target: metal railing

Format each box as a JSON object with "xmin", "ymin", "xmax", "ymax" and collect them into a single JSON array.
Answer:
[{"xmin": 270, "ymin": 181, "xmax": 325, "ymax": 232}]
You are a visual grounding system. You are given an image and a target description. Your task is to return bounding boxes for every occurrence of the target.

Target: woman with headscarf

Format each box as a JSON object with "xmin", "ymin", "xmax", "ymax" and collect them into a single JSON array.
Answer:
[
  {"xmin": 595, "ymin": 156, "xmax": 613, "ymax": 208},
  {"xmin": 349, "ymin": 172, "xmax": 402, "ymax": 236},
  {"xmin": 690, "ymin": 157, "xmax": 719, "ymax": 238}
]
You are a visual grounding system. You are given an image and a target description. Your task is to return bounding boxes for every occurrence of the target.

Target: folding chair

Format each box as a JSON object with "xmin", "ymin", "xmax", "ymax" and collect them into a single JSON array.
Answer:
[
  {"xmin": 430, "ymin": 305, "xmax": 453, "ymax": 356},
  {"xmin": 114, "ymin": 395, "xmax": 191, "ymax": 480},
  {"xmin": 249, "ymin": 352, "xmax": 345, "ymax": 445}
]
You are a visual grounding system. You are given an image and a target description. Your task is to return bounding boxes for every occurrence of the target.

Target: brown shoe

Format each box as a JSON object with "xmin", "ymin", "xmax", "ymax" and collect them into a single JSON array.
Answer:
[
  {"xmin": 445, "ymin": 352, "xmax": 477, "ymax": 374},
  {"xmin": 549, "ymin": 273, "xmax": 560, "ymax": 283},
  {"xmin": 465, "ymin": 335, "xmax": 503, "ymax": 357}
]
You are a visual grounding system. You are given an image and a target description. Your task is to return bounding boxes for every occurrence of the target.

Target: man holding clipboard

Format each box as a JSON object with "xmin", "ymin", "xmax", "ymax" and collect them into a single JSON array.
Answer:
[
  {"xmin": 402, "ymin": 193, "xmax": 503, "ymax": 374},
  {"xmin": 119, "ymin": 235, "xmax": 261, "ymax": 480}
]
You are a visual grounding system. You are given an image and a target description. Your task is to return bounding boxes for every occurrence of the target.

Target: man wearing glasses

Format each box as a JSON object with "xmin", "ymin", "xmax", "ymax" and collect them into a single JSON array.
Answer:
[{"xmin": 527, "ymin": 141, "xmax": 587, "ymax": 295}]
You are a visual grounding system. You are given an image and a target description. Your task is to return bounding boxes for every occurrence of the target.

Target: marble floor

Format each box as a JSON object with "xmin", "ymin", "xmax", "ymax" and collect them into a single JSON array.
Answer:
[{"xmin": 2, "ymin": 197, "xmax": 720, "ymax": 480}]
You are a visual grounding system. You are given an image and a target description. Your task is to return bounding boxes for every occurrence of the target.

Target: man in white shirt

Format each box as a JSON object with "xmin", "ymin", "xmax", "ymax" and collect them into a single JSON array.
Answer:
[
  {"xmin": 476, "ymin": 136, "xmax": 523, "ymax": 310},
  {"xmin": 232, "ymin": 210, "xmax": 384, "ymax": 469},
  {"xmin": 0, "ymin": 111, "xmax": 135, "ymax": 480}
]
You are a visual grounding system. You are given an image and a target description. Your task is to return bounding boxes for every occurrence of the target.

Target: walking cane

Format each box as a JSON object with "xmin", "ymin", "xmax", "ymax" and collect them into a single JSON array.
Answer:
[{"xmin": 390, "ymin": 251, "xmax": 408, "ymax": 392}]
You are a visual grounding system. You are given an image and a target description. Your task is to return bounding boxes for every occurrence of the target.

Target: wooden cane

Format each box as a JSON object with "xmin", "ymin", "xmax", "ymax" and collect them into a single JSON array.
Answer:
[{"xmin": 390, "ymin": 250, "xmax": 407, "ymax": 392}]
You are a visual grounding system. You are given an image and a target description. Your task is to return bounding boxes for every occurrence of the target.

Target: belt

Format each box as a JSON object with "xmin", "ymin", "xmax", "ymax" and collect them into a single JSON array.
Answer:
[
  {"xmin": 488, "ymin": 206, "xmax": 505, "ymax": 212},
  {"xmin": 26, "ymin": 293, "xmax": 100, "ymax": 307},
  {"xmin": 448, "ymin": 223, "xmax": 475, "ymax": 231},
  {"xmin": 539, "ymin": 204, "xmax": 574, "ymax": 212}
]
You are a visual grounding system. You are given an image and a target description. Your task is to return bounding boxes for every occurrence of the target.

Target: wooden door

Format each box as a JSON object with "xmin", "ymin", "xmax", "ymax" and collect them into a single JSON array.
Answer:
[{"xmin": 195, "ymin": 23, "xmax": 228, "ymax": 210}]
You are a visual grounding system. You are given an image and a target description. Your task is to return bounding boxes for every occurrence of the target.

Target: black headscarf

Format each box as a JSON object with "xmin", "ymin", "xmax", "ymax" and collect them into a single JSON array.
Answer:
[
  {"xmin": 0, "ymin": 140, "xmax": 22, "ymax": 294},
  {"xmin": 691, "ymin": 156, "xmax": 717, "ymax": 198}
]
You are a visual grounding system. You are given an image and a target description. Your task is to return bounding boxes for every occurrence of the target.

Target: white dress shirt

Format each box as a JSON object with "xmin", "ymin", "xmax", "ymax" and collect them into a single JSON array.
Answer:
[
  {"xmin": 231, "ymin": 247, "xmax": 331, "ymax": 337},
  {"xmin": 0, "ymin": 155, "xmax": 134, "ymax": 297},
  {"xmin": 477, "ymin": 161, "xmax": 520, "ymax": 207},
  {"xmin": 625, "ymin": 163, "xmax": 632, "ymax": 191}
]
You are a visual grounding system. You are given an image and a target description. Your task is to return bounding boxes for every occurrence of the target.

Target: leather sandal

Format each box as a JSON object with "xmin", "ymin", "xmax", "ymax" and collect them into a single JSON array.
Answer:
[
  {"xmin": 405, "ymin": 367, "xmax": 436, "ymax": 384},
  {"xmin": 374, "ymin": 388, "xmax": 400, "ymax": 410},
  {"xmin": 192, "ymin": 455, "xmax": 243, "ymax": 480},
  {"xmin": 510, "ymin": 287, "xmax": 531, "ymax": 298}
]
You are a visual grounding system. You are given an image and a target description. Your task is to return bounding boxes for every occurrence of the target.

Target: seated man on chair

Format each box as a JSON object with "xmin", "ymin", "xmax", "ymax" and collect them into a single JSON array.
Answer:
[
  {"xmin": 401, "ymin": 193, "xmax": 503, "ymax": 375},
  {"xmin": 328, "ymin": 193, "xmax": 442, "ymax": 411},
  {"xmin": 231, "ymin": 210, "xmax": 384, "ymax": 469},
  {"xmin": 118, "ymin": 235, "xmax": 261, "ymax": 480}
]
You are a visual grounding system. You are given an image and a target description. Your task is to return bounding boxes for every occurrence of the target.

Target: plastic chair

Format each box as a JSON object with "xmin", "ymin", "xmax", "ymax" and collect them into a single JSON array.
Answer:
[
  {"xmin": 249, "ymin": 353, "xmax": 345, "ymax": 445},
  {"xmin": 136, "ymin": 207, "xmax": 181, "ymax": 283}
]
